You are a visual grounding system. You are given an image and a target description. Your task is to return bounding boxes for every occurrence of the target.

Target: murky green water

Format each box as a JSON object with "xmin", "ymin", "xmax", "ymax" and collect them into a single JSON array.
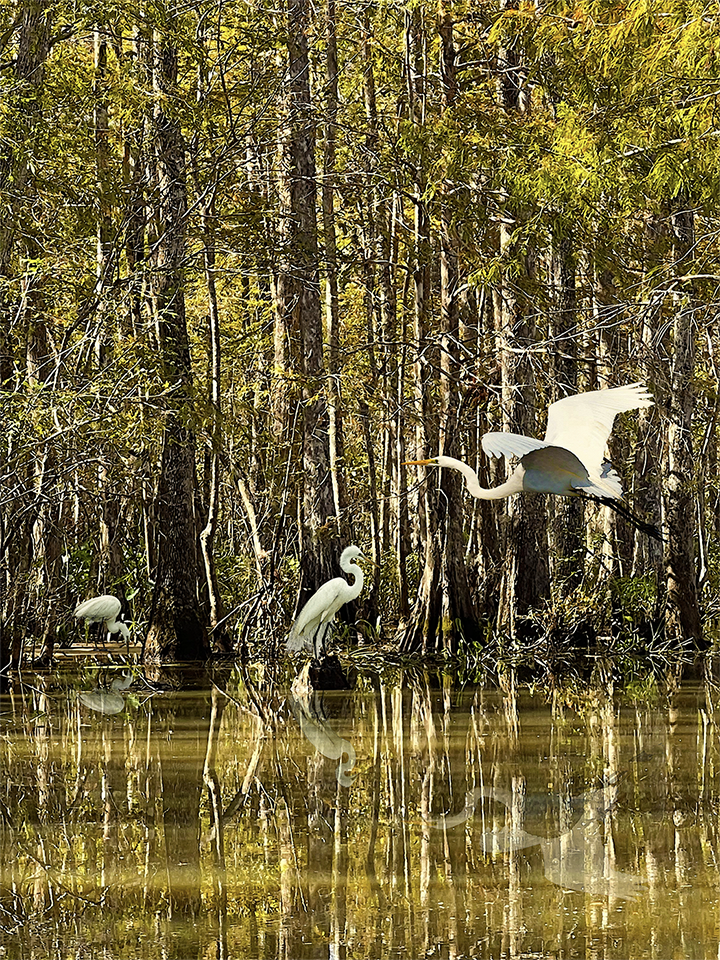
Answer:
[{"xmin": 1, "ymin": 657, "xmax": 720, "ymax": 959}]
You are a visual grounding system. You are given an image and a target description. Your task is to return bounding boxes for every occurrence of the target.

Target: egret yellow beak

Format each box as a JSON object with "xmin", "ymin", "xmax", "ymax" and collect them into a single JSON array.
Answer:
[
  {"xmin": 359, "ymin": 552, "xmax": 379, "ymax": 567},
  {"xmin": 403, "ymin": 458, "xmax": 435, "ymax": 466}
]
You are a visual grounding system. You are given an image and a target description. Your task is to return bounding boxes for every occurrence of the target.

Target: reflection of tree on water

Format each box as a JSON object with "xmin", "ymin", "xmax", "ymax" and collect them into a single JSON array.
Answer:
[
  {"xmin": 426, "ymin": 784, "xmax": 646, "ymax": 900},
  {"xmin": 6, "ymin": 660, "xmax": 720, "ymax": 958},
  {"xmin": 279, "ymin": 670, "xmax": 356, "ymax": 957}
]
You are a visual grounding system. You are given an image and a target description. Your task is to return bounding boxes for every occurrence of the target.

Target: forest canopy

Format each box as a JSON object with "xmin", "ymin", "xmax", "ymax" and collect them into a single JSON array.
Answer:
[{"xmin": 1, "ymin": 0, "xmax": 718, "ymax": 663}]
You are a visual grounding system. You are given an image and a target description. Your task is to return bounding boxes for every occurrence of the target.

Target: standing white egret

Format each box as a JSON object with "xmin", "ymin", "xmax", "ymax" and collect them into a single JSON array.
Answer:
[
  {"xmin": 406, "ymin": 383, "xmax": 660, "ymax": 538},
  {"xmin": 74, "ymin": 595, "xmax": 131, "ymax": 648},
  {"xmin": 287, "ymin": 545, "xmax": 366, "ymax": 660}
]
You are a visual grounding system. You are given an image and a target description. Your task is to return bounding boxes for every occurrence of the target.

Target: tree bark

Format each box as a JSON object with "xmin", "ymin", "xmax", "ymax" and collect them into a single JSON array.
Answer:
[
  {"xmin": 549, "ymin": 225, "xmax": 584, "ymax": 596},
  {"xmin": 144, "ymin": 22, "xmax": 209, "ymax": 662},
  {"xmin": 285, "ymin": 0, "xmax": 338, "ymax": 604},
  {"xmin": 94, "ymin": 27, "xmax": 125, "ymax": 597},
  {"xmin": 407, "ymin": 6, "xmax": 431, "ymax": 547},
  {"xmin": 664, "ymin": 202, "xmax": 702, "ymax": 644},
  {"xmin": 399, "ymin": 3, "xmax": 479, "ymax": 654},
  {"xmin": 193, "ymin": 19, "xmax": 225, "ymax": 638},
  {"xmin": 494, "ymin": 6, "xmax": 549, "ymax": 635},
  {"xmin": 11, "ymin": 1, "xmax": 56, "ymax": 664},
  {"xmin": 322, "ymin": 0, "xmax": 346, "ymax": 528}
]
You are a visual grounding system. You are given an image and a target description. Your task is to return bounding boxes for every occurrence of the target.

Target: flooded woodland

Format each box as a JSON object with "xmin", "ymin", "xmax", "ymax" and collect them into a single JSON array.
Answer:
[
  {"xmin": 2, "ymin": 1, "xmax": 720, "ymax": 956},
  {"xmin": 3, "ymin": 649, "xmax": 720, "ymax": 960}
]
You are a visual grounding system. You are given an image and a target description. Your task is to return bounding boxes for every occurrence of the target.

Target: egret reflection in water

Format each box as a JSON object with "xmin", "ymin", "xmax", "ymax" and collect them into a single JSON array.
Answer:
[
  {"xmin": 289, "ymin": 689, "xmax": 356, "ymax": 786},
  {"xmin": 78, "ymin": 671, "xmax": 134, "ymax": 715},
  {"xmin": 427, "ymin": 785, "xmax": 646, "ymax": 901}
]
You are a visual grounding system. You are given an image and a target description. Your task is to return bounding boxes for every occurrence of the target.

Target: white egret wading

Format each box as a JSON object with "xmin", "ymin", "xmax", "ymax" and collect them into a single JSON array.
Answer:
[
  {"xmin": 74, "ymin": 595, "xmax": 131, "ymax": 647},
  {"xmin": 406, "ymin": 383, "xmax": 660, "ymax": 538},
  {"xmin": 287, "ymin": 546, "xmax": 365, "ymax": 660}
]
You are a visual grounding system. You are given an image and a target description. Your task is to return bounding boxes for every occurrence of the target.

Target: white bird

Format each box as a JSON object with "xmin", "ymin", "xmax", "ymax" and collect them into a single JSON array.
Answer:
[
  {"xmin": 74, "ymin": 595, "xmax": 131, "ymax": 647},
  {"xmin": 287, "ymin": 545, "xmax": 366, "ymax": 660},
  {"xmin": 406, "ymin": 383, "xmax": 660, "ymax": 538}
]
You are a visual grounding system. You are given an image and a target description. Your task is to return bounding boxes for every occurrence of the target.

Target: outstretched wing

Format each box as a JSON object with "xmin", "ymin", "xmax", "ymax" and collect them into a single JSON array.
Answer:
[
  {"xmin": 481, "ymin": 432, "xmax": 548, "ymax": 460},
  {"xmin": 543, "ymin": 383, "xmax": 652, "ymax": 476}
]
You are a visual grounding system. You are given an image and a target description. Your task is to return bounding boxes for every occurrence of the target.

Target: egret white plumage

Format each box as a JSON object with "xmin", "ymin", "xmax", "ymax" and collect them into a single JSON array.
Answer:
[
  {"xmin": 406, "ymin": 383, "xmax": 660, "ymax": 538},
  {"xmin": 74, "ymin": 595, "xmax": 131, "ymax": 646},
  {"xmin": 287, "ymin": 545, "xmax": 365, "ymax": 660}
]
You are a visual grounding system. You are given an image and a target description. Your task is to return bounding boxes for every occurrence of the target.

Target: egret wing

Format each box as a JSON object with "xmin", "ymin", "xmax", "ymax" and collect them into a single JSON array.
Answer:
[
  {"xmin": 543, "ymin": 383, "xmax": 652, "ymax": 475},
  {"xmin": 287, "ymin": 577, "xmax": 345, "ymax": 652},
  {"xmin": 74, "ymin": 595, "xmax": 122, "ymax": 622},
  {"xmin": 598, "ymin": 460, "xmax": 623, "ymax": 498},
  {"xmin": 482, "ymin": 432, "xmax": 548, "ymax": 460}
]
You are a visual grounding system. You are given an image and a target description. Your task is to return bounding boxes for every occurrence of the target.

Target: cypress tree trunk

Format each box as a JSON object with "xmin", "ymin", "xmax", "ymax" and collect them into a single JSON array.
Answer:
[
  {"xmin": 144, "ymin": 23, "xmax": 209, "ymax": 662},
  {"xmin": 631, "ymin": 213, "xmax": 664, "ymax": 587},
  {"xmin": 193, "ymin": 20, "xmax": 225, "ymax": 636},
  {"xmin": 593, "ymin": 267, "xmax": 624, "ymax": 578},
  {"xmin": 407, "ymin": 6, "xmax": 431, "ymax": 547},
  {"xmin": 285, "ymin": 0, "xmax": 338, "ymax": 603},
  {"xmin": 198, "ymin": 187, "xmax": 224, "ymax": 634},
  {"xmin": 361, "ymin": 8, "xmax": 395, "ymax": 582},
  {"xmin": 322, "ymin": 0, "xmax": 346, "ymax": 527},
  {"xmin": 399, "ymin": 3, "xmax": 478, "ymax": 654},
  {"xmin": 494, "ymin": 8, "xmax": 549, "ymax": 636},
  {"xmin": 94, "ymin": 27, "xmax": 124, "ymax": 597},
  {"xmin": 664, "ymin": 203, "xmax": 702, "ymax": 644},
  {"xmin": 549, "ymin": 226, "xmax": 584, "ymax": 597},
  {"xmin": 13, "ymin": 1, "xmax": 57, "ymax": 664}
]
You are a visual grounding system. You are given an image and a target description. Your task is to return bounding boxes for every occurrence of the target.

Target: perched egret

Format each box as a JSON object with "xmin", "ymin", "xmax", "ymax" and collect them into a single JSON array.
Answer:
[
  {"xmin": 74, "ymin": 595, "xmax": 131, "ymax": 648},
  {"xmin": 287, "ymin": 545, "xmax": 365, "ymax": 660},
  {"xmin": 406, "ymin": 382, "xmax": 660, "ymax": 538}
]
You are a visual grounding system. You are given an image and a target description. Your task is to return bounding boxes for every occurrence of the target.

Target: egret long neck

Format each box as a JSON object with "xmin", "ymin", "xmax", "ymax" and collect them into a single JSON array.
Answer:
[
  {"xmin": 456, "ymin": 463, "xmax": 525, "ymax": 500},
  {"xmin": 470, "ymin": 474, "xmax": 525, "ymax": 500},
  {"xmin": 344, "ymin": 561, "xmax": 364, "ymax": 599}
]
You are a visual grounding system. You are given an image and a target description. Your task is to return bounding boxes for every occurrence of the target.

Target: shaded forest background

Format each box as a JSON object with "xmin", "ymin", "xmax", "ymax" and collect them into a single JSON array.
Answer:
[{"xmin": 0, "ymin": 0, "xmax": 718, "ymax": 663}]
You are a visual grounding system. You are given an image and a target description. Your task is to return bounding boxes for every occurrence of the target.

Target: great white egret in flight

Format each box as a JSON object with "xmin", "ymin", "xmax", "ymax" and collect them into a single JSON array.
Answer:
[
  {"xmin": 406, "ymin": 383, "xmax": 660, "ymax": 538},
  {"xmin": 287, "ymin": 545, "xmax": 366, "ymax": 660},
  {"xmin": 74, "ymin": 595, "xmax": 131, "ymax": 648}
]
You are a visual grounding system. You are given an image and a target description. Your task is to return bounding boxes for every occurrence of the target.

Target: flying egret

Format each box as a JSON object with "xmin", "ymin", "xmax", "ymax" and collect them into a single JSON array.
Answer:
[
  {"xmin": 74, "ymin": 595, "xmax": 131, "ymax": 649},
  {"xmin": 406, "ymin": 382, "xmax": 660, "ymax": 538},
  {"xmin": 287, "ymin": 545, "xmax": 366, "ymax": 660}
]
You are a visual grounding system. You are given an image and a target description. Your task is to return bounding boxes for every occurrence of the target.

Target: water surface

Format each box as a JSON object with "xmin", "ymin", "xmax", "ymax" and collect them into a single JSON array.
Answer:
[{"xmin": 1, "ymin": 657, "xmax": 719, "ymax": 959}]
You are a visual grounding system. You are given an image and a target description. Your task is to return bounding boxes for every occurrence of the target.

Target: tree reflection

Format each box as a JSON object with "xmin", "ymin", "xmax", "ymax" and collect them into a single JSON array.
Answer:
[{"xmin": 3, "ymin": 659, "xmax": 720, "ymax": 958}]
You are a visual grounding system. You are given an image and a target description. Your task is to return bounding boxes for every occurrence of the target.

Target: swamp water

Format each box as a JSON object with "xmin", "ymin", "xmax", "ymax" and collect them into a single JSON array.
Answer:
[{"xmin": 1, "ymin": 657, "xmax": 720, "ymax": 960}]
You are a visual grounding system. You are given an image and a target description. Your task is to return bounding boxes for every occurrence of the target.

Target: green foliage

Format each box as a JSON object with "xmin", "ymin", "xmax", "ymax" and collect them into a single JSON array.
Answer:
[{"xmin": 3, "ymin": 0, "xmax": 720, "ymax": 654}]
